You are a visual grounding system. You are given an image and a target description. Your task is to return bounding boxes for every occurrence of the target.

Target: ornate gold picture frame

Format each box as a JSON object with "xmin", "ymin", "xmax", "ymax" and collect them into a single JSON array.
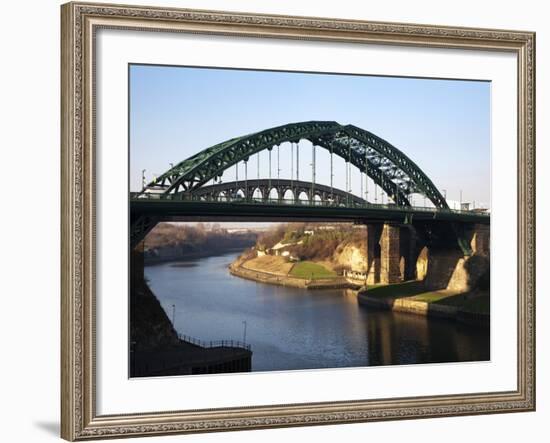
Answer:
[{"xmin": 61, "ymin": 1, "xmax": 535, "ymax": 440}]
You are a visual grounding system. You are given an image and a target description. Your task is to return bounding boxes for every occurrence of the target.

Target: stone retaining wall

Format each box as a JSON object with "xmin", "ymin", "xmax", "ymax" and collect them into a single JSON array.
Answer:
[
  {"xmin": 357, "ymin": 293, "xmax": 457, "ymax": 319},
  {"xmin": 357, "ymin": 292, "xmax": 488, "ymax": 326}
]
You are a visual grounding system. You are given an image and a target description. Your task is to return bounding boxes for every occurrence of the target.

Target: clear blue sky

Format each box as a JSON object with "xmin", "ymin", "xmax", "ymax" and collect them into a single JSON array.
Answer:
[{"xmin": 130, "ymin": 64, "xmax": 490, "ymax": 207}]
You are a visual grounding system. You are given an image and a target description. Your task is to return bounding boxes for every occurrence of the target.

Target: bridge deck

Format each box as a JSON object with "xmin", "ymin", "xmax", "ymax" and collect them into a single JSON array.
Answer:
[{"xmin": 130, "ymin": 199, "xmax": 490, "ymax": 224}]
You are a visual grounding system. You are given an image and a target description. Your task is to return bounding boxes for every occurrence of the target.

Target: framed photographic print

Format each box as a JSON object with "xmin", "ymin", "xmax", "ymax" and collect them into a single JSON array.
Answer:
[{"xmin": 61, "ymin": 1, "xmax": 536, "ymax": 440}]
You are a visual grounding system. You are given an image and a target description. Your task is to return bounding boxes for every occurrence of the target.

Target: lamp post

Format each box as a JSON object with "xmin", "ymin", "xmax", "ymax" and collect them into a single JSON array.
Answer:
[{"xmin": 141, "ymin": 169, "xmax": 146, "ymax": 191}]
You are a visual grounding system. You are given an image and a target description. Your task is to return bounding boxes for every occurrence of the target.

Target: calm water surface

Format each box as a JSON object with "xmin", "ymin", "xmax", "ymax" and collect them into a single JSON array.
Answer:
[{"xmin": 145, "ymin": 251, "xmax": 489, "ymax": 372}]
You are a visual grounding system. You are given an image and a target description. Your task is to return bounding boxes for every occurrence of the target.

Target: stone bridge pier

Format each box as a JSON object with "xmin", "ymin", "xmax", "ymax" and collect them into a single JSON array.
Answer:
[
  {"xmin": 363, "ymin": 223, "xmax": 417, "ymax": 285},
  {"xmin": 380, "ymin": 224, "xmax": 401, "ymax": 284},
  {"xmin": 360, "ymin": 222, "xmax": 490, "ymax": 290}
]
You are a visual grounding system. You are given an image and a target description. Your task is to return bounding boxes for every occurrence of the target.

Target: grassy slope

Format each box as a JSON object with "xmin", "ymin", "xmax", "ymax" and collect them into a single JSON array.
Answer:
[
  {"xmin": 289, "ymin": 261, "xmax": 337, "ymax": 280},
  {"xmin": 241, "ymin": 255, "xmax": 294, "ymax": 275}
]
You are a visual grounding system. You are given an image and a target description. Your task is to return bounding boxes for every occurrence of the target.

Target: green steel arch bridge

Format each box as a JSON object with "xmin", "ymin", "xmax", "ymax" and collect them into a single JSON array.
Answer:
[{"xmin": 131, "ymin": 121, "xmax": 489, "ymax": 251}]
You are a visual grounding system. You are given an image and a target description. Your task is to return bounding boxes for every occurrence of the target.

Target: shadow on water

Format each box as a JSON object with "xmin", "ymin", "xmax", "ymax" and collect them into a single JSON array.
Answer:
[
  {"xmin": 145, "ymin": 251, "xmax": 489, "ymax": 373},
  {"xmin": 364, "ymin": 307, "xmax": 489, "ymax": 366}
]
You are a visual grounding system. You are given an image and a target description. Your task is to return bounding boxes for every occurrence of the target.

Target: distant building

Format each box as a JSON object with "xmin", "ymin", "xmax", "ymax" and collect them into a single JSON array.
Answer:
[
  {"xmin": 446, "ymin": 199, "xmax": 463, "ymax": 210},
  {"xmin": 471, "ymin": 207, "xmax": 490, "ymax": 214},
  {"xmin": 446, "ymin": 199, "xmax": 489, "ymax": 212},
  {"xmin": 344, "ymin": 269, "xmax": 368, "ymax": 281},
  {"xmin": 446, "ymin": 200, "xmax": 470, "ymax": 211}
]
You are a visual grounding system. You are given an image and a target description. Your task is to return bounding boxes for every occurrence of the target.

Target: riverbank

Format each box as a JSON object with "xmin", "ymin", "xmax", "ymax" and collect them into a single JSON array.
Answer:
[
  {"xmin": 231, "ymin": 256, "xmax": 488, "ymax": 325},
  {"xmin": 357, "ymin": 281, "xmax": 489, "ymax": 327},
  {"xmin": 229, "ymin": 261, "xmax": 356, "ymax": 289}
]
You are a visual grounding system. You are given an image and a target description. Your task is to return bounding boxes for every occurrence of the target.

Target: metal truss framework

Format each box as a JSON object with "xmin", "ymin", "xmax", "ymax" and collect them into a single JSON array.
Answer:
[
  {"xmin": 141, "ymin": 121, "xmax": 449, "ymax": 209},
  {"xmin": 189, "ymin": 179, "xmax": 367, "ymax": 206},
  {"xmin": 130, "ymin": 215, "xmax": 159, "ymax": 250}
]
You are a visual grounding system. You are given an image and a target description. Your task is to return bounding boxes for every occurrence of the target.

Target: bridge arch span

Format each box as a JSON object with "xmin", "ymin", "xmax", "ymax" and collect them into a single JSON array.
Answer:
[{"xmin": 142, "ymin": 121, "xmax": 448, "ymax": 209}]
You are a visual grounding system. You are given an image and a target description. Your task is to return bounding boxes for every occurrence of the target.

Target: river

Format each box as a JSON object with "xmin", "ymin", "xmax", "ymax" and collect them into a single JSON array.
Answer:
[{"xmin": 145, "ymin": 251, "xmax": 489, "ymax": 372}]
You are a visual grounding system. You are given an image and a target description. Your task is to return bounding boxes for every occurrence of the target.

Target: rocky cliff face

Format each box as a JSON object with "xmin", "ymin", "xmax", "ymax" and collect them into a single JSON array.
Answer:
[
  {"xmin": 333, "ymin": 243, "xmax": 369, "ymax": 272},
  {"xmin": 131, "ymin": 282, "xmax": 180, "ymax": 351},
  {"xmin": 446, "ymin": 254, "xmax": 490, "ymax": 292},
  {"xmin": 130, "ymin": 248, "xmax": 179, "ymax": 352},
  {"xmin": 416, "ymin": 247, "xmax": 429, "ymax": 281}
]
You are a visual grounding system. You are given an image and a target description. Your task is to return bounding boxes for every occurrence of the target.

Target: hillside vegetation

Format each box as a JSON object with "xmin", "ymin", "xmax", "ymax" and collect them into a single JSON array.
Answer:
[
  {"xmin": 256, "ymin": 222, "xmax": 366, "ymax": 265},
  {"xmin": 145, "ymin": 222, "xmax": 256, "ymax": 249},
  {"xmin": 144, "ymin": 222, "xmax": 257, "ymax": 263},
  {"xmin": 239, "ymin": 222, "xmax": 370, "ymax": 279}
]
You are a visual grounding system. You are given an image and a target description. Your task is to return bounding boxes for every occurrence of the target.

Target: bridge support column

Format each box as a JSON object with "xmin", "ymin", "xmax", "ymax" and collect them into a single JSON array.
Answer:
[
  {"xmin": 366, "ymin": 224, "xmax": 382, "ymax": 284},
  {"xmin": 380, "ymin": 223, "xmax": 402, "ymax": 284},
  {"xmin": 471, "ymin": 223, "xmax": 490, "ymax": 256},
  {"xmin": 399, "ymin": 226, "xmax": 419, "ymax": 281}
]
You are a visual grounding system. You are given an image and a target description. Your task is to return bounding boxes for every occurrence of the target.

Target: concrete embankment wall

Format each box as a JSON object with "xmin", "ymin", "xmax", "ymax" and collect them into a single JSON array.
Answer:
[
  {"xmin": 357, "ymin": 293, "xmax": 457, "ymax": 319},
  {"xmin": 229, "ymin": 264, "xmax": 354, "ymax": 290},
  {"xmin": 357, "ymin": 292, "xmax": 489, "ymax": 326}
]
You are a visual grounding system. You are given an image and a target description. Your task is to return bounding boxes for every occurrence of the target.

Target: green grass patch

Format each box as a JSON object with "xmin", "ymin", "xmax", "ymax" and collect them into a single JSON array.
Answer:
[
  {"xmin": 361, "ymin": 281, "xmax": 490, "ymax": 315},
  {"xmin": 410, "ymin": 292, "xmax": 456, "ymax": 303},
  {"xmin": 290, "ymin": 261, "xmax": 337, "ymax": 280},
  {"xmin": 434, "ymin": 293, "xmax": 490, "ymax": 315},
  {"xmin": 364, "ymin": 280, "xmax": 425, "ymax": 299}
]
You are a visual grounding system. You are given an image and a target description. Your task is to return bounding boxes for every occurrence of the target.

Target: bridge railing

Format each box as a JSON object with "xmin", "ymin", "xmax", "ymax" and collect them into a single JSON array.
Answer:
[
  {"xmin": 131, "ymin": 192, "xmax": 487, "ymax": 216},
  {"xmin": 178, "ymin": 333, "xmax": 251, "ymax": 351}
]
